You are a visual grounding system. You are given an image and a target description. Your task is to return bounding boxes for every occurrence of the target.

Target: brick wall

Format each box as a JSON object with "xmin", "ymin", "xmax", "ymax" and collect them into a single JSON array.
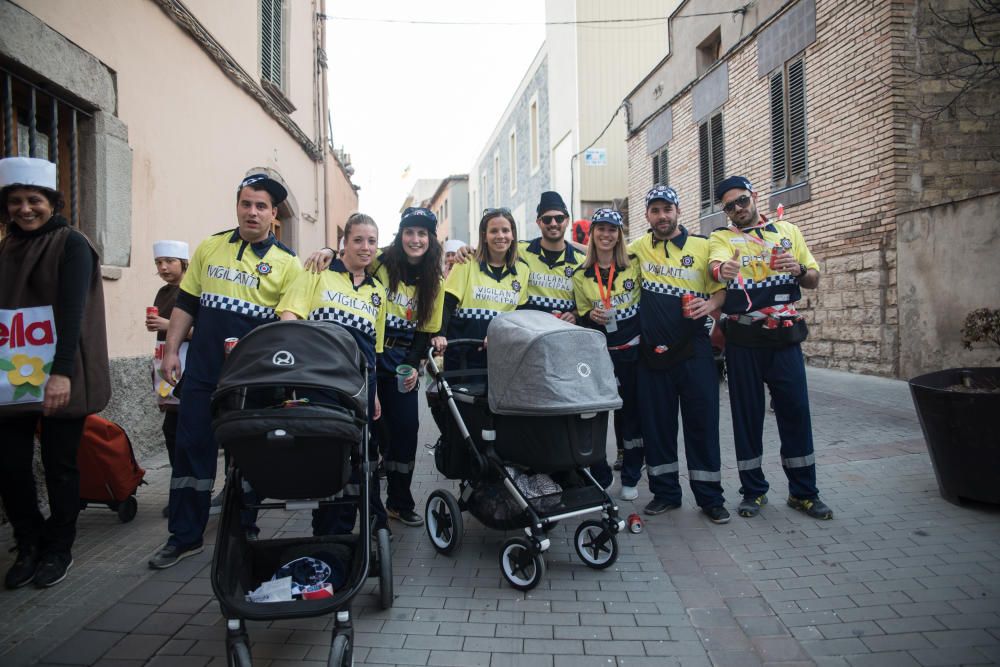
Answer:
[{"xmin": 627, "ymin": 0, "xmax": 918, "ymax": 376}]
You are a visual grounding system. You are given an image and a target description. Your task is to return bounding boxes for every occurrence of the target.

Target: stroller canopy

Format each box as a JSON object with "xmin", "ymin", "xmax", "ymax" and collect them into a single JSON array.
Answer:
[
  {"xmin": 212, "ymin": 320, "xmax": 367, "ymax": 414},
  {"xmin": 486, "ymin": 311, "xmax": 622, "ymax": 416}
]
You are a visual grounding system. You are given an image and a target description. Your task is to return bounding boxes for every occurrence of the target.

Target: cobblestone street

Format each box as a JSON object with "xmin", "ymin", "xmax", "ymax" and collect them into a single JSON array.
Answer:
[{"xmin": 2, "ymin": 367, "xmax": 998, "ymax": 666}]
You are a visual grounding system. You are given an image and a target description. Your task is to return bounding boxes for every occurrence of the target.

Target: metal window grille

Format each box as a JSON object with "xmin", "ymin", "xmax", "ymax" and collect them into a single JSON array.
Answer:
[
  {"xmin": 699, "ymin": 112, "xmax": 725, "ymax": 212},
  {"xmin": 1, "ymin": 67, "xmax": 90, "ymax": 227},
  {"xmin": 651, "ymin": 147, "xmax": 668, "ymax": 187},
  {"xmin": 770, "ymin": 57, "xmax": 808, "ymax": 189},
  {"xmin": 261, "ymin": 0, "xmax": 283, "ymax": 89}
]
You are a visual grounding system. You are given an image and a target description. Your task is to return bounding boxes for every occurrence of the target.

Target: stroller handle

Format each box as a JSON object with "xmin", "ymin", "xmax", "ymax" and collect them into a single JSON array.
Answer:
[{"xmin": 426, "ymin": 338, "xmax": 485, "ymax": 379}]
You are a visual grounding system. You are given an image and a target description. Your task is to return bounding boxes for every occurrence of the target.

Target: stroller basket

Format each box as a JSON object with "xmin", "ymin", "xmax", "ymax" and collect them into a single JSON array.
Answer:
[{"xmin": 213, "ymin": 404, "xmax": 360, "ymax": 500}]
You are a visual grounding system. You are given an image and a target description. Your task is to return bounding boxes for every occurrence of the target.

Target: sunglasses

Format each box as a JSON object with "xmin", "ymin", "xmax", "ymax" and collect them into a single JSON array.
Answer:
[
  {"xmin": 722, "ymin": 195, "xmax": 752, "ymax": 214},
  {"xmin": 540, "ymin": 214, "xmax": 567, "ymax": 225},
  {"xmin": 482, "ymin": 207, "xmax": 511, "ymax": 218}
]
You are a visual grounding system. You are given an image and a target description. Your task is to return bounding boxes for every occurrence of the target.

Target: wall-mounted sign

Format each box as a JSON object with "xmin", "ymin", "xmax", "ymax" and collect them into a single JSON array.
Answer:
[{"xmin": 583, "ymin": 148, "xmax": 607, "ymax": 167}]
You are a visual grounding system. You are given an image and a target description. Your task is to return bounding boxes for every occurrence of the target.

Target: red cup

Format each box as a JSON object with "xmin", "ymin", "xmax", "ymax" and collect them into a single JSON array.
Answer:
[
  {"xmin": 224, "ymin": 337, "xmax": 239, "ymax": 355},
  {"xmin": 146, "ymin": 306, "xmax": 159, "ymax": 318}
]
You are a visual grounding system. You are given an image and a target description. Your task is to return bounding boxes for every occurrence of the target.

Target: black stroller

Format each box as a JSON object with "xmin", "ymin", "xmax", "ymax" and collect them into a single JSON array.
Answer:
[
  {"xmin": 209, "ymin": 320, "xmax": 392, "ymax": 667},
  {"xmin": 425, "ymin": 310, "xmax": 626, "ymax": 591}
]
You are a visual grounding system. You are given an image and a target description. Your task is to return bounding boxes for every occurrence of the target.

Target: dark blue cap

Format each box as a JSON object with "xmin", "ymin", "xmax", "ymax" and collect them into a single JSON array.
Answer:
[
  {"xmin": 591, "ymin": 208, "xmax": 623, "ymax": 227},
  {"xmin": 536, "ymin": 191, "xmax": 569, "ymax": 217},
  {"xmin": 715, "ymin": 175, "xmax": 753, "ymax": 202},
  {"xmin": 399, "ymin": 207, "xmax": 438, "ymax": 235},
  {"xmin": 645, "ymin": 184, "xmax": 679, "ymax": 209},
  {"xmin": 239, "ymin": 173, "xmax": 287, "ymax": 206}
]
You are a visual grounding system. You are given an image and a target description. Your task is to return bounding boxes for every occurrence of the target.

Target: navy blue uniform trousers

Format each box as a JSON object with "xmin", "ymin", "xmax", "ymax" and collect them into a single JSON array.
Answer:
[
  {"xmin": 596, "ymin": 349, "xmax": 640, "ymax": 489},
  {"xmin": 725, "ymin": 341, "xmax": 817, "ymax": 500},
  {"xmin": 635, "ymin": 341, "xmax": 725, "ymax": 508},
  {"xmin": 376, "ymin": 367, "xmax": 419, "ymax": 513}
]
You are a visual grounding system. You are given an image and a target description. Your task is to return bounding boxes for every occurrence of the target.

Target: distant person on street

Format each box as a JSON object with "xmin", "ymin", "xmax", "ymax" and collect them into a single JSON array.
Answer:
[
  {"xmin": 708, "ymin": 176, "xmax": 831, "ymax": 520},
  {"xmin": 149, "ymin": 173, "xmax": 304, "ymax": 569},
  {"xmin": 627, "ymin": 185, "xmax": 729, "ymax": 523}
]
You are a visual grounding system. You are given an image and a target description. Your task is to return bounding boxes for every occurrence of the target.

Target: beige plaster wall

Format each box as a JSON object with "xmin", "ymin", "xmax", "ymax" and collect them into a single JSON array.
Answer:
[
  {"xmin": 897, "ymin": 192, "xmax": 1000, "ymax": 379},
  {"xmin": 17, "ymin": 0, "xmax": 327, "ymax": 359}
]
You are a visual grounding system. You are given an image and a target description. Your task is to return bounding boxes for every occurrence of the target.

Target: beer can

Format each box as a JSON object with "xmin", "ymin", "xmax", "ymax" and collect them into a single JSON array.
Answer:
[
  {"xmin": 769, "ymin": 246, "xmax": 781, "ymax": 269},
  {"xmin": 146, "ymin": 306, "xmax": 159, "ymax": 318},
  {"xmin": 681, "ymin": 293, "xmax": 694, "ymax": 318},
  {"xmin": 224, "ymin": 337, "xmax": 239, "ymax": 355},
  {"xmin": 627, "ymin": 513, "xmax": 643, "ymax": 534}
]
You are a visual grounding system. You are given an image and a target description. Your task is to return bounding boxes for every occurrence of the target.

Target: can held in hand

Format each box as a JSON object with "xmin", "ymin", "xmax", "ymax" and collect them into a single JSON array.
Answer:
[
  {"xmin": 681, "ymin": 293, "xmax": 694, "ymax": 318},
  {"xmin": 224, "ymin": 337, "xmax": 239, "ymax": 356},
  {"xmin": 769, "ymin": 246, "xmax": 782, "ymax": 269},
  {"xmin": 627, "ymin": 513, "xmax": 643, "ymax": 534},
  {"xmin": 146, "ymin": 306, "xmax": 159, "ymax": 318}
]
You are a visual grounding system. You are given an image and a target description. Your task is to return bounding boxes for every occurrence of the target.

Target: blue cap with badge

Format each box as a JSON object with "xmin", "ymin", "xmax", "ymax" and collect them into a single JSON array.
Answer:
[
  {"xmin": 399, "ymin": 206, "xmax": 438, "ymax": 235},
  {"xmin": 239, "ymin": 173, "xmax": 287, "ymax": 206}
]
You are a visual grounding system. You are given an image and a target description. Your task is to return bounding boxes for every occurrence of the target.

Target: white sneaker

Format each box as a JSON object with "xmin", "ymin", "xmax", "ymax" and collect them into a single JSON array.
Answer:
[{"xmin": 620, "ymin": 485, "xmax": 638, "ymax": 501}]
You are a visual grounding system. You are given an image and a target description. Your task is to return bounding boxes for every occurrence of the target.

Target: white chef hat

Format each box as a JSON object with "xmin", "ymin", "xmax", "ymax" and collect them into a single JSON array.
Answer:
[
  {"xmin": 153, "ymin": 240, "xmax": 190, "ymax": 260},
  {"xmin": 0, "ymin": 157, "xmax": 57, "ymax": 190}
]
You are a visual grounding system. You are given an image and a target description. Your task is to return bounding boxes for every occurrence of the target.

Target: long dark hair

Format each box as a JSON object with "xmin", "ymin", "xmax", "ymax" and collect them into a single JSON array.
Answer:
[{"xmin": 380, "ymin": 229, "xmax": 443, "ymax": 329}]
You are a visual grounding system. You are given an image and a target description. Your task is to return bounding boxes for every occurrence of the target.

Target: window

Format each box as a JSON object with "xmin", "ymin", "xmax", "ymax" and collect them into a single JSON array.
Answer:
[
  {"xmin": 261, "ymin": 0, "xmax": 285, "ymax": 90},
  {"xmin": 698, "ymin": 112, "xmax": 725, "ymax": 213},
  {"xmin": 696, "ymin": 28, "xmax": 722, "ymax": 77},
  {"xmin": 509, "ymin": 130, "xmax": 517, "ymax": 194},
  {"xmin": 493, "ymin": 152, "xmax": 500, "ymax": 205},
  {"xmin": 529, "ymin": 96, "xmax": 540, "ymax": 173},
  {"xmin": 651, "ymin": 146, "xmax": 668, "ymax": 187},
  {"xmin": 2, "ymin": 67, "xmax": 90, "ymax": 228},
  {"xmin": 770, "ymin": 57, "xmax": 807, "ymax": 189},
  {"xmin": 481, "ymin": 173, "xmax": 488, "ymax": 209}
]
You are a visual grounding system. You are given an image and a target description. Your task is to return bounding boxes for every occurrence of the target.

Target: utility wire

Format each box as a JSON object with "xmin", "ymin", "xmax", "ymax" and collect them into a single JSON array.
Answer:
[{"xmin": 569, "ymin": 103, "xmax": 626, "ymax": 220}]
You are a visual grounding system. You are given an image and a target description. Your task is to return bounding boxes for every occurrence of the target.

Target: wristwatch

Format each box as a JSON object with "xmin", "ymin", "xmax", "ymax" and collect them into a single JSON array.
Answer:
[{"xmin": 798, "ymin": 263, "xmax": 808, "ymax": 279}]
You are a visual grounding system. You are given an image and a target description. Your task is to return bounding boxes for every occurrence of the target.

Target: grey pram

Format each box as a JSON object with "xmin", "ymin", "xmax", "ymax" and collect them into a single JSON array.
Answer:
[{"xmin": 424, "ymin": 310, "xmax": 626, "ymax": 590}]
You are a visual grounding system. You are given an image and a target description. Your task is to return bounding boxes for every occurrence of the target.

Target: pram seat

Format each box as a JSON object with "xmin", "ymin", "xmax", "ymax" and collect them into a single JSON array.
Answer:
[{"xmin": 213, "ymin": 403, "xmax": 360, "ymax": 500}]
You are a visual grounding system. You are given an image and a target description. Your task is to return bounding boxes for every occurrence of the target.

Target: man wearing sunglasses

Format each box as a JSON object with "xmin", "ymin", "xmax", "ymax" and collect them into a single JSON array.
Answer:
[
  {"xmin": 518, "ymin": 191, "xmax": 582, "ymax": 324},
  {"xmin": 708, "ymin": 176, "xmax": 831, "ymax": 521}
]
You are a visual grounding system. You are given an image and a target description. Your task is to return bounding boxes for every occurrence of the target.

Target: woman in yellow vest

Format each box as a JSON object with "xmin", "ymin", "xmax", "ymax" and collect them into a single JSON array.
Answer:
[
  {"xmin": 432, "ymin": 208, "xmax": 529, "ymax": 370},
  {"xmin": 369, "ymin": 207, "xmax": 444, "ymax": 527},
  {"xmin": 572, "ymin": 208, "xmax": 641, "ymax": 491},
  {"xmin": 278, "ymin": 213, "xmax": 387, "ymax": 535}
]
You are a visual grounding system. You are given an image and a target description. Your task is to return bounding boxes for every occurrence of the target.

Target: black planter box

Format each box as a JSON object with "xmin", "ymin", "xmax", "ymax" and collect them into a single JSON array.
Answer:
[{"xmin": 908, "ymin": 367, "xmax": 1000, "ymax": 505}]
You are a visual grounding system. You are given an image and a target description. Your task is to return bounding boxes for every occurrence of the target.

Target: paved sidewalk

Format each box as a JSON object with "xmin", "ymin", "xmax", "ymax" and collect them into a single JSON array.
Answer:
[{"xmin": 2, "ymin": 367, "xmax": 999, "ymax": 666}]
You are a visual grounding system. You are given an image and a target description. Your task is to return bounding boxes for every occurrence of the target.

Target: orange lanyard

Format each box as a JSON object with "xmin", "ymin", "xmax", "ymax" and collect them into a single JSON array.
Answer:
[{"xmin": 595, "ymin": 264, "xmax": 615, "ymax": 310}]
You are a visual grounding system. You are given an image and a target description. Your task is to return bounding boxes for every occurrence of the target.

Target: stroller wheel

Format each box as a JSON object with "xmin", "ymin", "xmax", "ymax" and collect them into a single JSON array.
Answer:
[
  {"xmin": 574, "ymin": 520, "xmax": 619, "ymax": 570},
  {"xmin": 328, "ymin": 632, "xmax": 352, "ymax": 667},
  {"xmin": 376, "ymin": 528, "xmax": 394, "ymax": 609},
  {"xmin": 499, "ymin": 537, "xmax": 545, "ymax": 591},
  {"xmin": 117, "ymin": 496, "xmax": 138, "ymax": 523},
  {"xmin": 227, "ymin": 639, "xmax": 252, "ymax": 667},
  {"xmin": 425, "ymin": 489, "xmax": 463, "ymax": 555}
]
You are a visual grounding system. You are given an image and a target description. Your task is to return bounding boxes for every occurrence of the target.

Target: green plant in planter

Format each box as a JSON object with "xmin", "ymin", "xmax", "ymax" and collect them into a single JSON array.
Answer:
[{"xmin": 961, "ymin": 308, "xmax": 1000, "ymax": 360}]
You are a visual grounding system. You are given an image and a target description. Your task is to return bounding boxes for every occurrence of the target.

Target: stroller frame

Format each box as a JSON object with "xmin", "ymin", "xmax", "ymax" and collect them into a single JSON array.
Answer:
[
  {"xmin": 208, "ymin": 321, "xmax": 392, "ymax": 667},
  {"xmin": 424, "ymin": 339, "xmax": 625, "ymax": 591}
]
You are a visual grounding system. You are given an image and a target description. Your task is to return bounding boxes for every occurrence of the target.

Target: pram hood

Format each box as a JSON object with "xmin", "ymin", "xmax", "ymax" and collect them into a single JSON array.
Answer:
[
  {"xmin": 486, "ymin": 310, "xmax": 623, "ymax": 416},
  {"xmin": 212, "ymin": 320, "xmax": 367, "ymax": 415}
]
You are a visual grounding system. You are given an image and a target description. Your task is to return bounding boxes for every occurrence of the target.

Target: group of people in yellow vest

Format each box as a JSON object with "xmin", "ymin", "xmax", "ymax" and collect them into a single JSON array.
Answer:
[{"xmin": 142, "ymin": 171, "xmax": 831, "ymax": 571}]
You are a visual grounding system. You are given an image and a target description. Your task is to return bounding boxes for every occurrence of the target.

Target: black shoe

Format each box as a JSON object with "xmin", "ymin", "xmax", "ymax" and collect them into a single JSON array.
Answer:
[
  {"xmin": 161, "ymin": 504, "xmax": 169, "ymax": 519},
  {"xmin": 245, "ymin": 529, "xmax": 260, "ymax": 542},
  {"xmin": 787, "ymin": 496, "xmax": 834, "ymax": 520},
  {"xmin": 4, "ymin": 544, "xmax": 40, "ymax": 590},
  {"xmin": 613, "ymin": 451, "xmax": 624, "ymax": 471},
  {"xmin": 702, "ymin": 505, "xmax": 731, "ymax": 524},
  {"xmin": 33, "ymin": 552, "xmax": 73, "ymax": 588},
  {"xmin": 738, "ymin": 494, "xmax": 768, "ymax": 518},
  {"xmin": 387, "ymin": 507, "xmax": 424, "ymax": 527},
  {"xmin": 643, "ymin": 499, "xmax": 680, "ymax": 515},
  {"xmin": 148, "ymin": 542, "xmax": 204, "ymax": 569}
]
